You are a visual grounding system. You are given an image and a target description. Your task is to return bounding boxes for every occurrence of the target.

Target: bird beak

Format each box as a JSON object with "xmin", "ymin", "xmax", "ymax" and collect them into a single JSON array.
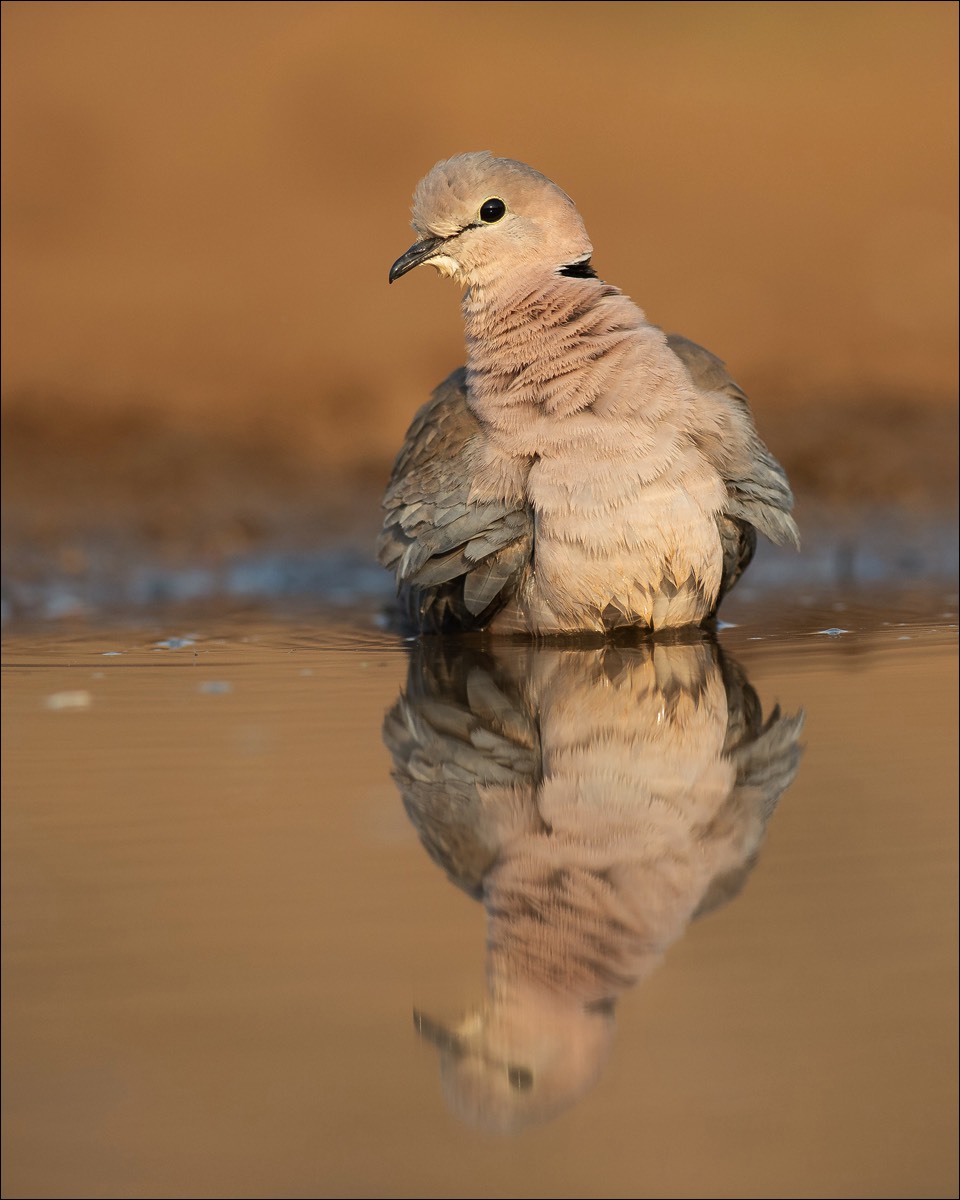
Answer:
[
  {"xmin": 414, "ymin": 1009, "xmax": 466, "ymax": 1056},
  {"xmin": 389, "ymin": 235, "xmax": 448, "ymax": 284}
]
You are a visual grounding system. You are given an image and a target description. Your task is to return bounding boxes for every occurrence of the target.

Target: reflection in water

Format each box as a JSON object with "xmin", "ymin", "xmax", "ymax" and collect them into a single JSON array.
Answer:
[{"xmin": 383, "ymin": 635, "xmax": 804, "ymax": 1133}]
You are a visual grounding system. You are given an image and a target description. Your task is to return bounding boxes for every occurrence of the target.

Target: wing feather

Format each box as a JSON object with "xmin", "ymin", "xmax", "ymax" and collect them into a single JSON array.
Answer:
[
  {"xmin": 667, "ymin": 333, "xmax": 799, "ymax": 606},
  {"xmin": 377, "ymin": 368, "xmax": 533, "ymax": 632}
]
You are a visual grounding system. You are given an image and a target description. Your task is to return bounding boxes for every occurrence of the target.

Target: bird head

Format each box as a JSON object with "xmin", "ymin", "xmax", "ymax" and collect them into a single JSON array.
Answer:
[{"xmin": 389, "ymin": 152, "xmax": 593, "ymax": 289}]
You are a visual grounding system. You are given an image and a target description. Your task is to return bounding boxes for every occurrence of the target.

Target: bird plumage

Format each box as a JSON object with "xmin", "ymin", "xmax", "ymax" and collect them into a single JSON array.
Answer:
[
  {"xmin": 379, "ymin": 152, "xmax": 798, "ymax": 634},
  {"xmin": 384, "ymin": 635, "xmax": 804, "ymax": 1130}
]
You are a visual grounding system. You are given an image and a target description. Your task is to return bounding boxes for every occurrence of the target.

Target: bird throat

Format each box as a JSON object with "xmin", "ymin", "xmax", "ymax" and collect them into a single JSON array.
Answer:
[{"xmin": 461, "ymin": 273, "xmax": 641, "ymax": 428}]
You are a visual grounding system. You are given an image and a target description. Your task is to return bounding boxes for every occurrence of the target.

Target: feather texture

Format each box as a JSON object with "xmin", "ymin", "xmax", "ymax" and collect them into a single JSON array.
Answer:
[{"xmin": 380, "ymin": 154, "xmax": 798, "ymax": 633}]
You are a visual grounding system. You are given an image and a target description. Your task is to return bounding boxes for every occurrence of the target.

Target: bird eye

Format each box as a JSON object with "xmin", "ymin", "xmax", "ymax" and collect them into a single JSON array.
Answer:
[
  {"xmin": 506, "ymin": 1064, "xmax": 533, "ymax": 1091},
  {"xmin": 479, "ymin": 197, "xmax": 506, "ymax": 224}
]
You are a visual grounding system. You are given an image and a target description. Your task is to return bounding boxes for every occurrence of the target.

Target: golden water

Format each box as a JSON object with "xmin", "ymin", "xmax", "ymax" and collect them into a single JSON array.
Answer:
[{"xmin": 2, "ymin": 607, "xmax": 957, "ymax": 1199}]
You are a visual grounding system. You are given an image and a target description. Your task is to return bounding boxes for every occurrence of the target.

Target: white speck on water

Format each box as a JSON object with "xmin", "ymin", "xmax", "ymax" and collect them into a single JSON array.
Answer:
[
  {"xmin": 45, "ymin": 690, "xmax": 93, "ymax": 710},
  {"xmin": 817, "ymin": 627, "xmax": 849, "ymax": 637},
  {"xmin": 154, "ymin": 637, "xmax": 196, "ymax": 650},
  {"xmin": 101, "ymin": 651, "xmax": 123, "ymax": 657},
  {"xmin": 198, "ymin": 681, "xmax": 232, "ymax": 695}
]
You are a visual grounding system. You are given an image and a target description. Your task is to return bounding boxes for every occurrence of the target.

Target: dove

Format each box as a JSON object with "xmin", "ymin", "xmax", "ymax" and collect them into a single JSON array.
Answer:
[
  {"xmin": 379, "ymin": 153, "xmax": 798, "ymax": 635},
  {"xmin": 384, "ymin": 636, "xmax": 804, "ymax": 1131}
]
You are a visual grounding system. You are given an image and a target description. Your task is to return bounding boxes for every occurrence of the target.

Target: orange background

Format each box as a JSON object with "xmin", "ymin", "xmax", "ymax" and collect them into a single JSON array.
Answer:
[{"xmin": 2, "ymin": 1, "xmax": 957, "ymax": 523}]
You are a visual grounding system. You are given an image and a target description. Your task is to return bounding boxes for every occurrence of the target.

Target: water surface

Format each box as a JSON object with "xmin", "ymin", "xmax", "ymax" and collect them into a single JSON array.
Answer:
[{"xmin": 2, "ymin": 596, "xmax": 957, "ymax": 1199}]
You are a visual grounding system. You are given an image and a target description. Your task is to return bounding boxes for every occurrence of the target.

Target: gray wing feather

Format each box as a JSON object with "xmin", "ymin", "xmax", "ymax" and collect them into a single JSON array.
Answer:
[
  {"xmin": 693, "ymin": 650, "xmax": 805, "ymax": 917},
  {"xmin": 382, "ymin": 640, "xmax": 543, "ymax": 898},
  {"xmin": 667, "ymin": 333, "xmax": 800, "ymax": 552},
  {"xmin": 377, "ymin": 368, "xmax": 533, "ymax": 631}
]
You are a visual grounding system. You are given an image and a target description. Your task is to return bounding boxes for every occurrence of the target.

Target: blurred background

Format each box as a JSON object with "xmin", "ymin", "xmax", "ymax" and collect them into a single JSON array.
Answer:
[{"xmin": 2, "ymin": 0, "xmax": 957, "ymax": 617}]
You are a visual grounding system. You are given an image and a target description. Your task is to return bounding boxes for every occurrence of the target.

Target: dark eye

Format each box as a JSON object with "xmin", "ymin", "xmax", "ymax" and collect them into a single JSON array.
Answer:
[
  {"xmin": 507, "ymin": 1064, "xmax": 533, "ymax": 1091},
  {"xmin": 479, "ymin": 197, "xmax": 506, "ymax": 223}
]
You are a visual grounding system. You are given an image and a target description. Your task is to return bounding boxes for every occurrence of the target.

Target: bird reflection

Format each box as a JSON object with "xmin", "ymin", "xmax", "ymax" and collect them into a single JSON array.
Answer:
[{"xmin": 383, "ymin": 633, "xmax": 803, "ymax": 1133}]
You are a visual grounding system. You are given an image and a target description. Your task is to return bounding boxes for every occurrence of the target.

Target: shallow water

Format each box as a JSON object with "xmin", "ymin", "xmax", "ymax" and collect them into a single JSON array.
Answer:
[{"xmin": 2, "ymin": 594, "xmax": 957, "ymax": 1199}]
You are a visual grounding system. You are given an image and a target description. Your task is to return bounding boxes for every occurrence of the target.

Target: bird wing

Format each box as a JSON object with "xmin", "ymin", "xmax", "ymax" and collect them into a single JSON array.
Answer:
[
  {"xmin": 667, "ymin": 333, "xmax": 800, "ymax": 548},
  {"xmin": 693, "ymin": 648, "xmax": 805, "ymax": 918},
  {"xmin": 382, "ymin": 638, "xmax": 543, "ymax": 898},
  {"xmin": 377, "ymin": 367, "xmax": 533, "ymax": 632},
  {"xmin": 666, "ymin": 334, "xmax": 799, "ymax": 606}
]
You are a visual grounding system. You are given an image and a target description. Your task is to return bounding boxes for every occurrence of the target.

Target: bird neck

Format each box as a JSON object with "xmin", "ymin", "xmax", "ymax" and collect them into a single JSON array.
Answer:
[{"xmin": 461, "ymin": 272, "xmax": 647, "ymax": 428}]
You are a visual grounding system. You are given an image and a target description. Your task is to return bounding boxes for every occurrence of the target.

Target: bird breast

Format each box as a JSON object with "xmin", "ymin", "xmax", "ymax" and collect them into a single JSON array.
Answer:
[{"xmin": 512, "ymin": 451, "xmax": 726, "ymax": 633}]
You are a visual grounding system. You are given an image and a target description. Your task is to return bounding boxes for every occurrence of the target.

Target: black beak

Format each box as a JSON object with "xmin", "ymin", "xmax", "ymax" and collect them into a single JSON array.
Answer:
[
  {"xmin": 413, "ymin": 1009, "xmax": 465, "ymax": 1056},
  {"xmin": 389, "ymin": 235, "xmax": 448, "ymax": 284}
]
